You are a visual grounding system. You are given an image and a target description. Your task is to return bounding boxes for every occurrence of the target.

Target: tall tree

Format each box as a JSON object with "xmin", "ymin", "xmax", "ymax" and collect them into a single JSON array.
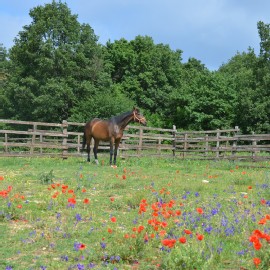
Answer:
[
  {"xmin": 218, "ymin": 21, "xmax": 270, "ymax": 134},
  {"xmin": 104, "ymin": 36, "xmax": 183, "ymax": 126},
  {"xmin": 169, "ymin": 58, "xmax": 236, "ymax": 130},
  {"xmin": 0, "ymin": 45, "xmax": 8, "ymax": 119},
  {"xmin": 2, "ymin": 1, "xmax": 110, "ymax": 122}
]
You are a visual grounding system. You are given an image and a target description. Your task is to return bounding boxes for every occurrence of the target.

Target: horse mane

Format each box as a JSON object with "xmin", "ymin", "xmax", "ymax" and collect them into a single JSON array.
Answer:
[{"xmin": 109, "ymin": 110, "xmax": 134, "ymax": 125}]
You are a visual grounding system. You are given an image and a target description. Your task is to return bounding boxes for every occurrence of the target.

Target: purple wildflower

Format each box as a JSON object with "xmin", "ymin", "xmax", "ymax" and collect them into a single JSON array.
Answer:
[
  {"xmin": 61, "ymin": 255, "xmax": 69, "ymax": 261},
  {"xmin": 77, "ymin": 264, "xmax": 84, "ymax": 270},
  {"xmin": 76, "ymin": 214, "xmax": 82, "ymax": 222},
  {"xmin": 211, "ymin": 208, "xmax": 218, "ymax": 215},
  {"xmin": 88, "ymin": 262, "xmax": 96, "ymax": 268},
  {"xmin": 221, "ymin": 217, "xmax": 228, "ymax": 227},
  {"xmin": 100, "ymin": 242, "xmax": 106, "ymax": 249},
  {"xmin": 204, "ymin": 226, "xmax": 213, "ymax": 234},
  {"xmin": 74, "ymin": 242, "xmax": 81, "ymax": 251}
]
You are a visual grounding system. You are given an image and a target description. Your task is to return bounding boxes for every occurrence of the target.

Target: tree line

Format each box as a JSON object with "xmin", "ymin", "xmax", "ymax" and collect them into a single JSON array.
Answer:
[{"xmin": 0, "ymin": 1, "xmax": 269, "ymax": 134}]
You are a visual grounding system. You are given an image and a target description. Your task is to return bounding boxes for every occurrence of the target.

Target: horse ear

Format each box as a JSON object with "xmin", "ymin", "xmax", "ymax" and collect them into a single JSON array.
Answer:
[{"xmin": 133, "ymin": 106, "xmax": 139, "ymax": 112}]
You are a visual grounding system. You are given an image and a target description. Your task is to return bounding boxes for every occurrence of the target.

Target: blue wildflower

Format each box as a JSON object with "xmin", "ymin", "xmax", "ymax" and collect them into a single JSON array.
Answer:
[
  {"xmin": 88, "ymin": 262, "xmax": 96, "ymax": 268},
  {"xmin": 211, "ymin": 208, "xmax": 218, "ymax": 215},
  {"xmin": 204, "ymin": 226, "xmax": 213, "ymax": 234},
  {"xmin": 61, "ymin": 255, "xmax": 69, "ymax": 261},
  {"xmin": 75, "ymin": 214, "xmax": 82, "ymax": 221},
  {"xmin": 100, "ymin": 242, "xmax": 106, "ymax": 249},
  {"xmin": 77, "ymin": 264, "xmax": 84, "ymax": 270},
  {"xmin": 74, "ymin": 242, "xmax": 81, "ymax": 251}
]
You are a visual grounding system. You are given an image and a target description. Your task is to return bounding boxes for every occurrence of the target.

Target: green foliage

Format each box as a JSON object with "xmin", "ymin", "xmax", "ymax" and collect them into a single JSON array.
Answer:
[
  {"xmin": 1, "ymin": 1, "xmax": 269, "ymax": 133},
  {"xmin": 38, "ymin": 169, "xmax": 54, "ymax": 184}
]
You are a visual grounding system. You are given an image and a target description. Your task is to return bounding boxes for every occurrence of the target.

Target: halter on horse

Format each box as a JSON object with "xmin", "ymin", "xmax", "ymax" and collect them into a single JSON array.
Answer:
[{"xmin": 82, "ymin": 107, "xmax": 147, "ymax": 166}]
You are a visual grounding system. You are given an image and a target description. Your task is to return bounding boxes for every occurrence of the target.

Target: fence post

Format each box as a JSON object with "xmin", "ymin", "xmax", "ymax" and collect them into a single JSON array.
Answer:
[
  {"xmin": 40, "ymin": 134, "xmax": 43, "ymax": 154},
  {"xmin": 62, "ymin": 120, "xmax": 68, "ymax": 159},
  {"xmin": 30, "ymin": 123, "xmax": 37, "ymax": 155},
  {"xmin": 77, "ymin": 134, "xmax": 81, "ymax": 154},
  {"xmin": 252, "ymin": 131, "xmax": 257, "ymax": 160},
  {"xmin": 232, "ymin": 126, "xmax": 239, "ymax": 159},
  {"xmin": 216, "ymin": 129, "xmax": 220, "ymax": 159},
  {"xmin": 4, "ymin": 132, "xmax": 8, "ymax": 152},
  {"xmin": 138, "ymin": 127, "xmax": 143, "ymax": 156},
  {"xmin": 172, "ymin": 125, "xmax": 176, "ymax": 157},
  {"xmin": 205, "ymin": 134, "xmax": 209, "ymax": 157},
  {"xmin": 183, "ymin": 133, "xmax": 188, "ymax": 158}
]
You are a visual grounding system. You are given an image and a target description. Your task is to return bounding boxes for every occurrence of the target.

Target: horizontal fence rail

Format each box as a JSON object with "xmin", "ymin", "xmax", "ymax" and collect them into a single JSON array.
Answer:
[{"xmin": 0, "ymin": 119, "xmax": 270, "ymax": 161}]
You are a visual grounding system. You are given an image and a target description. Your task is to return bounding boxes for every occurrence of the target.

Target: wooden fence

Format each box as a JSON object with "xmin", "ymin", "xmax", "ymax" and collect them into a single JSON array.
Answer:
[{"xmin": 0, "ymin": 119, "xmax": 270, "ymax": 161}]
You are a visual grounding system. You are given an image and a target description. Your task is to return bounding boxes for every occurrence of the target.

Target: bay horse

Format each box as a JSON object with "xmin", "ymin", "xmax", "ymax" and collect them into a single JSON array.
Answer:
[{"xmin": 82, "ymin": 107, "xmax": 147, "ymax": 166}]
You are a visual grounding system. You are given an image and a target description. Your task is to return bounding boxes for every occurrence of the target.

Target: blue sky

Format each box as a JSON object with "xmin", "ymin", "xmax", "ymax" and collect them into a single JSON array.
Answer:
[{"xmin": 1, "ymin": 0, "xmax": 270, "ymax": 70}]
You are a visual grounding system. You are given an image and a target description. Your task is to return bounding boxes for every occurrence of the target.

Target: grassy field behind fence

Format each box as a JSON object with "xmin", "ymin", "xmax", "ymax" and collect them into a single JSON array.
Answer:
[{"xmin": 0, "ymin": 156, "xmax": 270, "ymax": 270}]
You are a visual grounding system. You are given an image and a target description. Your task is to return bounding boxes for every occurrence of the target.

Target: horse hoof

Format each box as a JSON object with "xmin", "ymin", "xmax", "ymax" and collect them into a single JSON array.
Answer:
[
  {"xmin": 95, "ymin": 159, "xmax": 99, "ymax": 165},
  {"xmin": 111, "ymin": 165, "xmax": 117, "ymax": 168}
]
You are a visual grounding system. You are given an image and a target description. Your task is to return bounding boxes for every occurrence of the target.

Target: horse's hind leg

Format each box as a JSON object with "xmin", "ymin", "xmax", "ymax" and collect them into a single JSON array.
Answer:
[
  {"xmin": 86, "ymin": 136, "xmax": 92, "ymax": 162},
  {"xmin": 86, "ymin": 143, "xmax": 91, "ymax": 162},
  {"xmin": 93, "ymin": 140, "xmax": 100, "ymax": 165}
]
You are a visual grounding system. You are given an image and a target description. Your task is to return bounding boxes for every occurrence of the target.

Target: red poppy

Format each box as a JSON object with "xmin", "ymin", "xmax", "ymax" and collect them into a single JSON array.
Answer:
[
  {"xmin": 138, "ymin": 225, "xmax": 145, "ymax": 233},
  {"xmin": 196, "ymin": 208, "xmax": 204, "ymax": 214},
  {"xmin": 83, "ymin": 198, "xmax": 90, "ymax": 204},
  {"xmin": 253, "ymin": 241, "xmax": 262, "ymax": 250},
  {"xmin": 52, "ymin": 192, "xmax": 59, "ymax": 199},
  {"xmin": 0, "ymin": 176, "xmax": 4, "ymax": 181},
  {"xmin": 179, "ymin": 237, "xmax": 186, "ymax": 244},
  {"xmin": 260, "ymin": 199, "xmax": 266, "ymax": 205},
  {"xmin": 79, "ymin": 243, "xmax": 86, "ymax": 250},
  {"xmin": 107, "ymin": 228, "xmax": 113, "ymax": 233},
  {"xmin": 159, "ymin": 230, "xmax": 166, "ymax": 237},
  {"xmin": 253, "ymin": 257, "xmax": 261, "ymax": 268},
  {"xmin": 110, "ymin": 197, "xmax": 115, "ymax": 202},
  {"xmin": 161, "ymin": 221, "xmax": 168, "ymax": 228},
  {"xmin": 111, "ymin": 216, "xmax": 117, "ymax": 222},
  {"xmin": 258, "ymin": 218, "xmax": 267, "ymax": 225},
  {"xmin": 196, "ymin": 234, "xmax": 204, "ymax": 241},
  {"xmin": 162, "ymin": 239, "xmax": 176, "ymax": 248},
  {"xmin": 122, "ymin": 175, "xmax": 127, "ymax": 180},
  {"xmin": 81, "ymin": 188, "xmax": 86, "ymax": 193},
  {"xmin": 17, "ymin": 204, "xmax": 22, "ymax": 209},
  {"xmin": 184, "ymin": 229, "xmax": 192, "ymax": 235},
  {"xmin": 68, "ymin": 197, "xmax": 76, "ymax": 204}
]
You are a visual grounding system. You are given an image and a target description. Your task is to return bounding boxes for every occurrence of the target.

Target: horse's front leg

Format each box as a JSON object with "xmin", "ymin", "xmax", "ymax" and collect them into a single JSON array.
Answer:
[
  {"xmin": 113, "ymin": 139, "xmax": 120, "ymax": 166},
  {"xmin": 109, "ymin": 139, "xmax": 114, "ymax": 166}
]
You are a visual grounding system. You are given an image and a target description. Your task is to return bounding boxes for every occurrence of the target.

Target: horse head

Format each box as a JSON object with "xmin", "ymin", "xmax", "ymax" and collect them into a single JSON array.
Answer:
[{"xmin": 133, "ymin": 107, "xmax": 147, "ymax": 126}]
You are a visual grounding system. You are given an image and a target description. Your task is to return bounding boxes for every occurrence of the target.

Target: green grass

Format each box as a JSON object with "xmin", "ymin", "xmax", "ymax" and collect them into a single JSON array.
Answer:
[{"xmin": 0, "ymin": 156, "xmax": 270, "ymax": 270}]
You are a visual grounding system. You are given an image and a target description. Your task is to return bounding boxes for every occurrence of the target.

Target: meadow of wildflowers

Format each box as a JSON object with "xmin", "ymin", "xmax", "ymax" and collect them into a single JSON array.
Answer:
[{"xmin": 0, "ymin": 157, "xmax": 270, "ymax": 269}]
